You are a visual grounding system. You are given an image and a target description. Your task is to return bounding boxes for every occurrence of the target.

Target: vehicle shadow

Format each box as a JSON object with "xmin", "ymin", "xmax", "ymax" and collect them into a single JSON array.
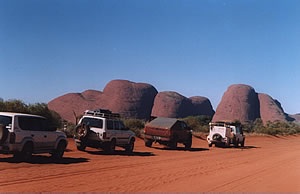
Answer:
[
  {"xmin": 0, "ymin": 155, "xmax": 89, "ymax": 164},
  {"xmin": 153, "ymin": 146, "xmax": 209, "ymax": 152},
  {"xmin": 214, "ymin": 145, "xmax": 260, "ymax": 149},
  {"xmin": 85, "ymin": 150, "xmax": 155, "ymax": 157}
]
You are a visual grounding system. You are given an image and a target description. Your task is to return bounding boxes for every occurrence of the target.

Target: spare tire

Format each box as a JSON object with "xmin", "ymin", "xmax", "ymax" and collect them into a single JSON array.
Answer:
[
  {"xmin": 0, "ymin": 124, "xmax": 8, "ymax": 144},
  {"xmin": 75, "ymin": 124, "xmax": 90, "ymax": 139}
]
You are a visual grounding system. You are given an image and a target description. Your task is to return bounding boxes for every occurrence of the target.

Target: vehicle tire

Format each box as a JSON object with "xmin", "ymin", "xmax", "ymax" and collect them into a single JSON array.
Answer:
[
  {"xmin": 234, "ymin": 139, "xmax": 239, "ymax": 148},
  {"xmin": 104, "ymin": 139, "xmax": 116, "ymax": 153},
  {"xmin": 14, "ymin": 142, "xmax": 33, "ymax": 162},
  {"xmin": 241, "ymin": 139, "xmax": 245, "ymax": 147},
  {"xmin": 125, "ymin": 138, "xmax": 135, "ymax": 153},
  {"xmin": 169, "ymin": 141, "xmax": 177, "ymax": 149},
  {"xmin": 52, "ymin": 141, "xmax": 67, "ymax": 159},
  {"xmin": 185, "ymin": 136, "xmax": 192, "ymax": 150},
  {"xmin": 76, "ymin": 141, "xmax": 86, "ymax": 151},
  {"xmin": 0, "ymin": 124, "xmax": 8, "ymax": 144},
  {"xmin": 75, "ymin": 124, "xmax": 89, "ymax": 139},
  {"xmin": 144, "ymin": 139, "xmax": 153, "ymax": 147},
  {"xmin": 208, "ymin": 143, "xmax": 212, "ymax": 147}
]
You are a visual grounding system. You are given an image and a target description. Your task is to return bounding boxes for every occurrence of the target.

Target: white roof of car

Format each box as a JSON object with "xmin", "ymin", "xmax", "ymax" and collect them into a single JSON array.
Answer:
[{"xmin": 0, "ymin": 112, "xmax": 45, "ymax": 118}]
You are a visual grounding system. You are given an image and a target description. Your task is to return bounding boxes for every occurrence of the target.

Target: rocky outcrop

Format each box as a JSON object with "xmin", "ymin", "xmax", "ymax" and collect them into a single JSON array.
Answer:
[
  {"xmin": 212, "ymin": 84, "xmax": 292, "ymax": 124},
  {"xmin": 151, "ymin": 91, "xmax": 193, "ymax": 118},
  {"xmin": 101, "ymin": 80, "xmax": 158, "ymax": 119},
  {"xmin": 48, "ymin": 80, "xmax": 158, "ymax": 123},
  {"xmin": 151, "ymin": 92, "xmax": 215, "ymax": 118},
  {"xmin": 258, "ymin": 93, "xmax": 287, "ymax": 123},
  {"xmin": 289, "ymin": 114, "xmax": 300, "ymax": 124},
  {"xmin": 189, "ymin": 96, "xmax": 215, "ymax": 116},
  {"xmin": 212, "ymin": 84, "xmax": 260, "ymax": 123},
  {"xmin": 48, "ymin": 92, "xmax": 99, "ymax": 123}
]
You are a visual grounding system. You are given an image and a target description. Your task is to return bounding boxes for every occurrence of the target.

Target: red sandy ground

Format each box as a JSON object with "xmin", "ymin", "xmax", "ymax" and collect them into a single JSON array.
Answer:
[{"xmin": 0, "ymin": 135, "xmax": 299, "ymax": 192}]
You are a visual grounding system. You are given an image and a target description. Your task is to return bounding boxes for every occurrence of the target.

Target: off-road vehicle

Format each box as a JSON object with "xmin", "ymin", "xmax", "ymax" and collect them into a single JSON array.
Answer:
[
  {"xmin": 0, "ymin": 112, "xmax": 68, "ymax": 161},
  {"xmin": 207, "ymin": 121, "xmax": 245, "ymax": 147},
  {"xmin": 144, "ymin": 117, "xmax": 192, "ymax": 150},
  {"xmin": 74, "ymin": 109, "xmax": 135, "ymax": 153}
]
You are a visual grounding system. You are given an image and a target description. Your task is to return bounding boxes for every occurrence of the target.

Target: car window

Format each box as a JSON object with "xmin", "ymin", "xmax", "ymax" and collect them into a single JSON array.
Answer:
[
  {"xmin": 18, "ymin": 116, "xmax": 47, "ymax": 131},
  {"xmin": 119, "ymin": 121, "xmax": 125, "ymax": 129},
  {"xmin": 180, "ymin": 121, "xmax": 187, "ymax": 130},
  {"xmin": 82, "ymin": 118, "xmax": 103, "ymax": 128},
  {"xmin": 107, "ymin": 120, "xmax": 114, "ymax": 130},
  {"xmin": 0, "ymin": 115, "xmax": 12, "ymax": 126},
  {"xmin": 114, "ymin": 120, "xmax": 120, "ymax": 130}
]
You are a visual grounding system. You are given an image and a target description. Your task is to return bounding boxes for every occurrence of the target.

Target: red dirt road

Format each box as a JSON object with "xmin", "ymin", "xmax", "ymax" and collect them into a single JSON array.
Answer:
[{"xmin": 0, "ymin": 135, "xmax": 299, "ymax": 192}]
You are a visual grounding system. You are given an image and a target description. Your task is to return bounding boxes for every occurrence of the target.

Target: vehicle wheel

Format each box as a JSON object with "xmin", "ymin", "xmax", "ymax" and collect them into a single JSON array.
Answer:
[
  {"xmin": 0, "ymin": 124, "xmax": 8, "ymax": 144},
  {"xmin": 169, "ymin": 141, "xmax": 177, "ymax": 149},
  {"xmin": 52, "ymin": 141, "xmax": 67, "ymax": 159},
  {"xmin": 105, "ymin": 139, "xmax": 116, "ymax": 153},
  {"xmin": 75, "ymin": 124, "xmax": 89, "ymax": 139},
  {"xmin": 208, "ymin": 143, "xmax": 212, "ymax": 147},
  {"xmin": 241, "ymin": 139, "xmax": 245, "ymax": 147},
  {"xmin": 185, "ymin": 136, "xmax": 192, "ymax": 150},
  {"xmin": 76, "ymin": 141, "xmax": 86, "ymax": 151},
  {"xmin": 225, "ymin": 137, "xmax": 231, "ymax": 147},
  {"xmin": 234, "ymin": 139, "xmax": 239, "ymax": 148},
  {"xmin": 125, "ymin": 138, "xmax": 135, "ymax": 153},
  {"xmin": 14, "ymin": 142, "xmax": 33, "ymax": 162},
  {"xmin": 144, "ymin": 139, "xmax": 153, "ymax": 147}
]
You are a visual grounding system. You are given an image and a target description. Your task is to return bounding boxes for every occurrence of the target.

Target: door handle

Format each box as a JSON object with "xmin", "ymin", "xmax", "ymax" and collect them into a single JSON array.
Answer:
[{"xmin": 44, "ymin": 135, "xmax": 47, "ymax": 138}]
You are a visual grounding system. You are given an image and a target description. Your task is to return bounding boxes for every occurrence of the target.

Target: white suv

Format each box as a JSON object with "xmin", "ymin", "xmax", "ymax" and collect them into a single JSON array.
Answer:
[
  {"xmin": 74, "ymin": 109, "xmax": 135, "ymax": 153},
  {"xmin": 0, "ymin": 112, "xmax": 68, "ymax": 161},
  {"xmin": 207, "ymin": 121, "xmax": 245, "ymax": 147}
]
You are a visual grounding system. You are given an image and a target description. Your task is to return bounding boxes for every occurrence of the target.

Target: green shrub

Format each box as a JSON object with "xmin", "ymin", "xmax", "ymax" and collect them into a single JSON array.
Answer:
[
  {"xmin": 60, "ymin": 122, "xmax": 76, "ymax": 138},
  {"xmin": 250, "ymin": 119, "xmax": 300, "ymax": 135},
  {"xmin": 123, "ymin": 118, "xmax": 145, "ymax": 137},
  {"xmin": 182, "ymin": 115, "xmax": 212, "ymax": 133}
]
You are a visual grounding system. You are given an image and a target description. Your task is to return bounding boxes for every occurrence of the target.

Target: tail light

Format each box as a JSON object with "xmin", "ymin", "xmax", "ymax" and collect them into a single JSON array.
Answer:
[{"xmin": 9, "ymin": 132, "xmax": 16, "ymax": 144}]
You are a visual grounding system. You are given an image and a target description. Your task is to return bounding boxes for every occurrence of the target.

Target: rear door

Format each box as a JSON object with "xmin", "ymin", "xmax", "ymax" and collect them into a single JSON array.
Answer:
[
  {"xmin": 18, "ymin": 116, "xmax": 46, "ymax": 150},
  {"xmin": 176, "ymin": 121, "xmax": 190, "ymax": 141},
  {"xmin": 115, "ymin": 120, "xmax": 129, "ymax": 144}
]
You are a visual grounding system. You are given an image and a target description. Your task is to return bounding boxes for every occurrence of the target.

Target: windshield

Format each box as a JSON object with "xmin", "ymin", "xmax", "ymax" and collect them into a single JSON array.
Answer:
[
  {"xmin": 0, "ymin": 115, "xmax": 12, "ymax": 126},
  {"xmin": 81, "ymin": 117, "xmax": 103, "ymax": 128}
]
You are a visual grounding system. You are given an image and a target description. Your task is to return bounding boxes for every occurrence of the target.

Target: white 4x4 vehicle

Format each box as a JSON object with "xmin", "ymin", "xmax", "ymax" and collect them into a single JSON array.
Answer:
[
  {"xmin": 207, "ymin": 121, "xmax": 245, "ymax": 147},
  {"xmin": 74, "ymin": 109, "xmax": 135, "ymax": 153},
  {"xmin": 0, "ymin": 112, "xmax": 67, "ymax": 161}
]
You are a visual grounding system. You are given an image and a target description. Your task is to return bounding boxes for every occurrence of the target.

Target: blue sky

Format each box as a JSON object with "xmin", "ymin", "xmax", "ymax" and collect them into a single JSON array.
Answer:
[{"xmin": 1, "ymin": 0, "xmax": 300, "ymax": 114}]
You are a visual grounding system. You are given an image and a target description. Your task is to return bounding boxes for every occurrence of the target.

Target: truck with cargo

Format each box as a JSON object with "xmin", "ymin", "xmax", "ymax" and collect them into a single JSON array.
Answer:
[{"xmin": 144, "ymin": 117, "xmax": 192, "ymax": 150}]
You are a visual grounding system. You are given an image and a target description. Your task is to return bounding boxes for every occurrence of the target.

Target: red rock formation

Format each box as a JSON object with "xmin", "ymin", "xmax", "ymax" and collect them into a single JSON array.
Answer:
[
  {"xmin": 189, "ymin": 96, "xmax": 215, "ymax": 116},
  {"xmin": 151, "ymin": 91, "xmax": 192, "ymax": 118},
  {"xmin": 48, "ymin": 92, "xmax": 99, "ymax": 123},
  {"xmin": 258, "ymin": 93, "xmax": 287, "ymax": 123},
  {"xmin": 212, "ymin": 84, "xmax": 260, "ymax": 123},
  {"xmin": 48, "ymin": 80, "xmax": 158, "ymax": 123},
  {"xmin": 101, "ymin": 80, "xmax": 158, "ymax": 119},
  {"xmin": 151, "ymin": 92, "xmax": 214, "ymax": 118},
  {"xmin": 289, "ymin": 114, "xmax": 300, "ymax": 123}
]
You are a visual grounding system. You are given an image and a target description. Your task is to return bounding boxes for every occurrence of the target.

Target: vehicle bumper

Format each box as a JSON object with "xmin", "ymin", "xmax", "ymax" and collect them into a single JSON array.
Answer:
[
  {"xmin": 144, "ymin": 134, "xmax": 170, "ymax": 142},
  {"xmin": 207, "ymin": 137, "xmax": 227, "ymax": 144}
]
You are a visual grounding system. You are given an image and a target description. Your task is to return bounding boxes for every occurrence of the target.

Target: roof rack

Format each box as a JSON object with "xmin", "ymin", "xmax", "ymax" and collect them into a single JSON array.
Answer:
[{"xmin": 84, "ymin": 109, "xmax": 120, "ymax": 119}]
